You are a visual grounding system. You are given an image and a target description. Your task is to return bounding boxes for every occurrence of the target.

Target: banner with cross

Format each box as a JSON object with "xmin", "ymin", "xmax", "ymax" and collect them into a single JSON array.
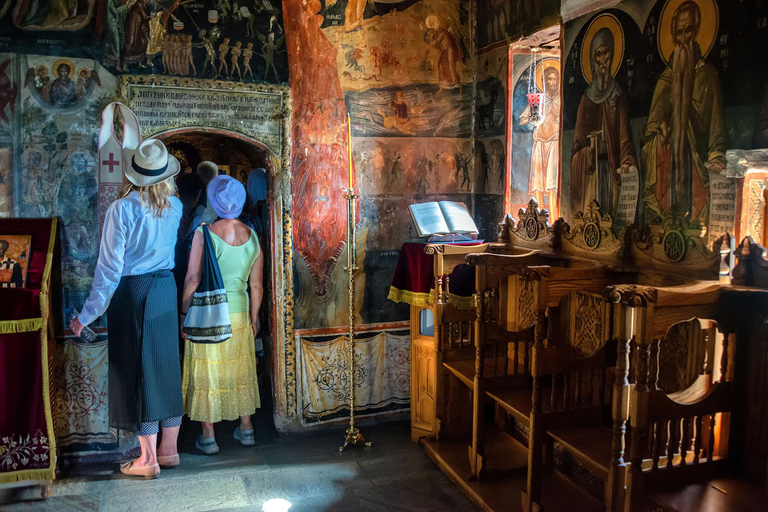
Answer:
[{"xmin": 97, "ymin": 103, "xmax": 141, "ymax": 231}]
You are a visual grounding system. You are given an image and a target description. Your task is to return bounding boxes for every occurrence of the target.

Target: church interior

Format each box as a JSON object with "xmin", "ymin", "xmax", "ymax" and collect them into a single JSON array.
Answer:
[{"xmin": 1, "ymin": 0, "xmax": 768, "ymax": 511}]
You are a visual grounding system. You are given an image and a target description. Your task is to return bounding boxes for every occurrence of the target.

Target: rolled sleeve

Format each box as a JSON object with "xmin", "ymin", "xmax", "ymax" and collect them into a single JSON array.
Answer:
[{"xmin": 79, "ymin": 202, "xmax": 128, "ymax": 326}]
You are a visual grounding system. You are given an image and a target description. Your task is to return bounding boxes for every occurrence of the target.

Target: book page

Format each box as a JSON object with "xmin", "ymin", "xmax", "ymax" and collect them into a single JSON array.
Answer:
[
  {"xmin": 439, "ymin": 201, "xmax": 478, "ymax": 234},
  {"xmin": 409, "ymin": 202, "xmax": 450, "ymax": 237}
]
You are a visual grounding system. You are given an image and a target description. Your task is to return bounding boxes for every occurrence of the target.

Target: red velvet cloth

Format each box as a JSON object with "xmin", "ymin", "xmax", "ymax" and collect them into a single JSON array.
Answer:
[
  {"xmin": 389, "ymin": 241, "xmax": 480, "ymax": 305},
  {"xmin": 0, "ymin": 218, "xmax": 56, "ymax": 481},
  {"xmin": 0, "ymin": 330, "xmax": 51, "ymax": 474}
]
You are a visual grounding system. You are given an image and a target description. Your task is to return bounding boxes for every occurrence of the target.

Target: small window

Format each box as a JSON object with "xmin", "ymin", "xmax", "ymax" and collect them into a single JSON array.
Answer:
[{"xmin": 419, "ymin": 308, "xmax": 435, "ymax": 337}]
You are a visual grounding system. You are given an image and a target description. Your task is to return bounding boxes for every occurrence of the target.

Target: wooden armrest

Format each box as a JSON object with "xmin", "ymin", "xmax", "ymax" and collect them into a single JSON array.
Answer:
[
  {"xmin": 521, "ymin": 263, "xmax": 608, "ymax": 281},
  {"xmin": 604, "ymin": 282, "xmax": 723, "ymax": 307},
  {"xmin": 424, "ymin": 243, "xmax": 491, "ymax": 256},
  {"xmin": 465, "ymin": 251, "xmax": 542, "ymax": 267}
]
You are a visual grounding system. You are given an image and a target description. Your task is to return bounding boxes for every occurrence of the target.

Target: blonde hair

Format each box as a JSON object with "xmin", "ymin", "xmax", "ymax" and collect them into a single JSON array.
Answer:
[{"xmin": 119, "ymin": 178, "xmax": 177, "ymax": 217}]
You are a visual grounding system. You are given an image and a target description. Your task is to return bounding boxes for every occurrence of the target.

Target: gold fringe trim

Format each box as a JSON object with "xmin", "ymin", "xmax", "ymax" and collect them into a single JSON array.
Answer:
[
  {"xmin": 0, "ymin": 467, "xmax": 55, "ymax": 485},
  {"xmin": 0, "ymin": 219, "xmax": 58, "ymax": 484},
  {"xmin": 446, "ymin": 292, "xmax": 475, "ymax": 310},
  {"xmin": 387, "ymin": 286, "xmax": 432, "ymax": 308},
  {"xmin": 388, "ymin": 286, "xmax": 474, "ymax": 310},
  {"xmin": 0, "ymin": 318, "xmax": 43, "ymax": 334}
]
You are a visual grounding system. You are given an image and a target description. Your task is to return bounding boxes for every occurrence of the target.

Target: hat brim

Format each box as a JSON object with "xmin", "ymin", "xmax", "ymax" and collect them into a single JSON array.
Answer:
[{"xmin": 123, "ymin": 147, "xmax": 181, "ymax": 187}]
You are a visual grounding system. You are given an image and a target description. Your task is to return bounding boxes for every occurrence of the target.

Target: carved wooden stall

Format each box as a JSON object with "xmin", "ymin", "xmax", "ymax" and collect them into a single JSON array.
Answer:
[
  {"xmin": 402, "ymin": 200, "xmax": 557, "ymax": 442},
  {"xmin": 416, "ymin": 199, "xmax": 768, "ymax": 512}
]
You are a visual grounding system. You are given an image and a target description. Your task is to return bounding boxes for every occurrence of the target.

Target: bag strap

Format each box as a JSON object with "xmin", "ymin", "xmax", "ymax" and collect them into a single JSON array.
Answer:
[{"xmin": 200, "ymin": 224, "xmax": 226, "ymax": 288}]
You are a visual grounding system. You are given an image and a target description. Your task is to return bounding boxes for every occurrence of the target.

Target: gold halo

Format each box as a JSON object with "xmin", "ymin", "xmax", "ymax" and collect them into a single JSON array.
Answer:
[
  {"xmin": 658, "ymin": 0, "xmax": 718, "ymax": 64},
  {"xmin": 77, "ymin": 67, "xmax": 91, "ymax": 78},
  {"xmin": 52, "ymin": 59, "xmax": 75, "ymax": 78},
  {"xmin": 580, "ymin": 13, "xmax": 624, "ymax": 84},
  {"xmin": 535, "ymin": 58, "xmax": 561, "ymax": 92},
  {"xmin": 35, "ymin": 65, "xmax": 48, "ymax": 77}
]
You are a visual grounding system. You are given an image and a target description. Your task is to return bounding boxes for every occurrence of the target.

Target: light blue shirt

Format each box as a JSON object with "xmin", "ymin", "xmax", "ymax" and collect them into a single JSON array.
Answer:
[{"xmin": 80, "ymin": 191, "xmax": 182, "ymax": 326}]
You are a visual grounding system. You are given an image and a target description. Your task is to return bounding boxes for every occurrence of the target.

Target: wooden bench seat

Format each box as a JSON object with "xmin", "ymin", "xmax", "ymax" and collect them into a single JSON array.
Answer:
[
  {"xmin": 648, "ymin": 478, "xmax": 768, "ymax": 512},
  {"xmin": 547, "ymin": 425, "xmax": 617, "ymax": 481},
  {"xmin": 423, "ymin": 429, "xmax": 604, "ymax": 512}
]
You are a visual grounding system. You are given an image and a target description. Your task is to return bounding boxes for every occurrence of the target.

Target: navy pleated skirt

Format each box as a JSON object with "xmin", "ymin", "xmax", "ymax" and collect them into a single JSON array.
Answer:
[{"xmin": 107, "ymin": 270, "xmax": 183, "ymax": 431}]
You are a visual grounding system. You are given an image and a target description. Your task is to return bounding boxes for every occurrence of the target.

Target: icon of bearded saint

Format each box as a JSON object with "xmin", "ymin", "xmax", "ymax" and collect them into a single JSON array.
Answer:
[{"xmin": 642, "ymin": 0, "xmax": 726, "ymax": 226}]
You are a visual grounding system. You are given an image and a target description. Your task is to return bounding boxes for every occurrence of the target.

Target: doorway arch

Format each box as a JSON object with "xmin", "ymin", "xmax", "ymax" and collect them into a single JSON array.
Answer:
[{"xmin": 153, "ymin": 126, "xmax": 295, "ymax": 428}]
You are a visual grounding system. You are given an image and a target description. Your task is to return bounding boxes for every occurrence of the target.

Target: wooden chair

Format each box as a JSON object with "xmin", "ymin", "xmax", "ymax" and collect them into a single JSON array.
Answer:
[
  {"xmin": 606, "ymin": 282, "xmax": 768, "ymax": 512},
  {"xmin": 467, "ymin": 256, "xmax": 623, "ymax": 483},
  {"xmin": 420, "ymin": 200, "xmax": 557, "ymax": 443},
  {"xmin": 431, "ymin": 201, "xmax": 558, "ymax": 465}
]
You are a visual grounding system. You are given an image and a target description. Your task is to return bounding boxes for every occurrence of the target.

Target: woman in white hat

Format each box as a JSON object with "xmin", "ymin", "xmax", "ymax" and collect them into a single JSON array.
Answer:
[
  {"xmin": 70, "ymin": 139, "xmax": 184, "ymax": 478},
  {"xmin": 181, "ymin": 174, "xmax": 264, "ymax": 453}
]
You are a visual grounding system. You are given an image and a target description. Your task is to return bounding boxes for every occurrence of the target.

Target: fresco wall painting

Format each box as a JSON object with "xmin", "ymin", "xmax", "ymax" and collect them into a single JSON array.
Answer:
[
  {"xmin": 508, "ymin": 48, "xmax": 561, "ymax": 218},
  {"xmin": 563, "ymin": 0, "xmax": 768, "ymax": 243},
  {"xmin": 476, "ymin": 0, "xmax": 560, "ymax": 50}
]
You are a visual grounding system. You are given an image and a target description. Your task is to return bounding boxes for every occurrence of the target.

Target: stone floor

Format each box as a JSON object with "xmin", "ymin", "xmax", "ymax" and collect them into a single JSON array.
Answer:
[{"xmin": 0, "ymin": 420, "xmax": 475, "ymax": 512}]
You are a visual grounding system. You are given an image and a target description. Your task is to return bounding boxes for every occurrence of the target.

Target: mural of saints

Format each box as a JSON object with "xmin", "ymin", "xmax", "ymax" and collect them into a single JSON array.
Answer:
[
  {"xmin": 571, "ymin": 14, "xmax": 637, "ymax": 219},
  {"xmin": 520, "ymin": 59, "xmax": 560, "ymax": 218},
  {"xmin": 641, "ymin": 0, "xmax": 725, "ymax": 226},
  {"xmin": 423, "ymin": 13, "xmax": 466, "ymax": 91}
]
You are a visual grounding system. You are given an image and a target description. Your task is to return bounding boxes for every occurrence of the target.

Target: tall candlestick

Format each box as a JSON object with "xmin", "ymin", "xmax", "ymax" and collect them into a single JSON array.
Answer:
[{"xmin": 347, "ymin": 113, "xmax": 353, "ymax": 188}]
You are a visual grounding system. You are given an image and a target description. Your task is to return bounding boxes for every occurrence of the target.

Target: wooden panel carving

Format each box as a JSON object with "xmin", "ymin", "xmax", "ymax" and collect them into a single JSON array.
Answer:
[
  {"xmin": 411, "ymin": 337, "xmax": 436, "ymax": 438},
  {"xmin": 561, "ymin": 199, "xmax": 623, "ymax": 259},
  {"xmin": 505, "ymin": 274, "xmax": 538, "ymax": 332},
  {"xmin": 631, "ymin": 207, "xmax": 719, "ymax": 279},
  {"xmin": 571, "ymin": 292, "xmax": 611, "ymax": 357},
  {"xmin": 498, "ymin": 198, "xmax": 554, "ymax": 251}
]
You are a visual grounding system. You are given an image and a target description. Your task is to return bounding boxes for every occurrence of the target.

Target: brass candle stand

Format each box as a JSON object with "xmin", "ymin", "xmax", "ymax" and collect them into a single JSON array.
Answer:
[{"xmin": 339, "ymin": 187, "xmax": 373, "ymax": 451}]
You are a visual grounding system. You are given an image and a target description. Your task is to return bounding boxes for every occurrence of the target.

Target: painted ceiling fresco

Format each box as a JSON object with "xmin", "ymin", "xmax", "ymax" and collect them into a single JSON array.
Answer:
[{"xmin": 0, "ymin": 0, "xmax": 289, "ymax": 84}]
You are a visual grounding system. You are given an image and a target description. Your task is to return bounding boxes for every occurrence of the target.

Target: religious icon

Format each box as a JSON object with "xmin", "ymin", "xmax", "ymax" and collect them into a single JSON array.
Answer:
[
  {"xmin": 423, "ymin": 14, "xmax": 466, "ymax": 91},
  {"xmin": 570, "ymin": 13, "xmax": 637, "ymax": 220},
  {"xmin": 642, "ymin": 0, "xmax": 724, "ymax": 226},
  {"xmin": 24, "ymin": 61, "xmax": 101, "ymax": 109},
  {"xmin": 0, "ymin": 235, "xmax": 31, "ymax": 289},
  {"xmin": 121, "ymin": 0, "xmax": 152, "ymax": 69},
  {"xmin": 104, "ymin": 0, "xmax": 138, "ymax": 71},
  {"xmin": 12, "ymin": 0, "xmax": 97, "ymax": 31},
  {"xmin": 520, "ymin": 58, "xmax": 560, "ymax": 219}
]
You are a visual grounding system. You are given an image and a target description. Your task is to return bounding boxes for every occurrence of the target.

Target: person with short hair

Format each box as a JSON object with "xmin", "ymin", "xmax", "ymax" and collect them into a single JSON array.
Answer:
[
  {"xmin": 181, "ymin": 175, "xmax": 264, "ymax": 453},
  {"xmin": 70, "ymin": 139, "xmax": 184, "ymax": 479}
]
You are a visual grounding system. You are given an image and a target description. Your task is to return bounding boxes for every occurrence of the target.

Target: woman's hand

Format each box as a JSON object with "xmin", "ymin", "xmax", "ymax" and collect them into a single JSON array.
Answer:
[
  {"xmin": 70, "ymin": 316, "xmax": 84, "ymax": 337},
  {"xmin": 180, "ymin": 315, "xmax": 188, "ymax": 339}
]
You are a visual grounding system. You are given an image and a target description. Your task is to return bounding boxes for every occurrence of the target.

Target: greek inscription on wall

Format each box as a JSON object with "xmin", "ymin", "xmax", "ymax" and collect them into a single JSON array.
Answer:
[{"xmin": 127, "ymin": 85, "xmax": 283, "ymax": 156}]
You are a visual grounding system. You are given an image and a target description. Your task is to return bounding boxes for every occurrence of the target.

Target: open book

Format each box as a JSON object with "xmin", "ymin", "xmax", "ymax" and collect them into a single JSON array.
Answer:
[{"xmin": 409, "ymin": 201, "xmax": 479, "ymax": 241}]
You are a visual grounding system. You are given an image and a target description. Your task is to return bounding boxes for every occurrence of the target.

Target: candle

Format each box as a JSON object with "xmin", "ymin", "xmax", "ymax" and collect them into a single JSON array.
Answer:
[{"xmin": 347, "ymin": 113, "xmax": 353, "ymax": 189}]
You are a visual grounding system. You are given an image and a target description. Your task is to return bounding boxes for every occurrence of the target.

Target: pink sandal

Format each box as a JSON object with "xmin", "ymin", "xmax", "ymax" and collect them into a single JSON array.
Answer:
[
  {"xmin": 119, "ymin": 459, "xmax": 160, "ymax": 479},
  {"xmin": 157, "ymin": 454, "xmax": 180, "ymax": 468}
]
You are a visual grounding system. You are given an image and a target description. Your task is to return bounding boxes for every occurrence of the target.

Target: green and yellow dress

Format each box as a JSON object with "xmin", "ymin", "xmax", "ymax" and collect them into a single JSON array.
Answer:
[{"xmin": 182, "ymin": 228, "xmax": 261, "ymax": 422}]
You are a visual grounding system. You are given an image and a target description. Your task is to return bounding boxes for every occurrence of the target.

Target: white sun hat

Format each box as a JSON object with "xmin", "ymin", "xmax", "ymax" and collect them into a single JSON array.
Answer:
[{"xmin": 122, "ymin": 139, "xmax": 180, "ymax": 187}]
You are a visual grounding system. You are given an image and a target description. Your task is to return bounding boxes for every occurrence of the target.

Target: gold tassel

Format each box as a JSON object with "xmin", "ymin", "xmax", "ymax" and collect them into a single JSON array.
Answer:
[
  {"xmin": 0, "ymin": 318, "xmax": 43, "ymax": 334},
  {"xmin": 0, "ymin": 467, "xmax": 55, "ymax": 484}
]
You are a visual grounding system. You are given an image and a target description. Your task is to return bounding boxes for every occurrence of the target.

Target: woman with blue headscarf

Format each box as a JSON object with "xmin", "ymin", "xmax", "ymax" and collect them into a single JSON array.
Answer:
[{"xmin": 180, "ymin": 175, "xmax": 264, "ymax": 454}]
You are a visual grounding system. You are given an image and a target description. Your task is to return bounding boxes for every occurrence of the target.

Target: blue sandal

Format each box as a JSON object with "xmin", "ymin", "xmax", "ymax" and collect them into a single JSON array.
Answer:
[
  {"xmin": 196, "ymin": 435, "xmax": 219, "ymax": 454},
  {"xmin": 234, "ymin": 426, "xmax": 255, "ymax": 446}
]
